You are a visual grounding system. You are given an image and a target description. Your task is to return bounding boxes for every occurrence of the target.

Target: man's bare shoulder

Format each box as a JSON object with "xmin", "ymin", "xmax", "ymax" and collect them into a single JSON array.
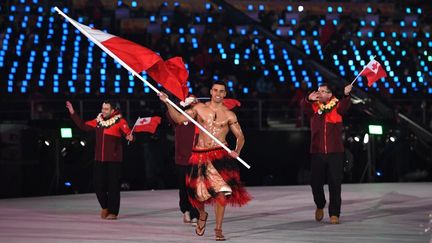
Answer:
[{"xmin": 191, "ymin": 103, "xmax": 206, "ymax": 110}]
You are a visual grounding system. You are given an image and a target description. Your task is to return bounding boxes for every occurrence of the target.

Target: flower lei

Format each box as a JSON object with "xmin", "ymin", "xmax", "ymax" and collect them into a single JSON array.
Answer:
[
  {"xmin": 96, "ymin": 113, "xmax": 121, "ymax": 128},
  {"xmin": 317, "ymin": 97, "xmax": 339, "ymax": 115}
]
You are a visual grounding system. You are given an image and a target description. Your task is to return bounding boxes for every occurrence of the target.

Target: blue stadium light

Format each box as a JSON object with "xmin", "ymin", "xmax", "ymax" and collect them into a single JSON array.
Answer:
[
  {"xmin": 297, "ymin": 59, "xmax": 303, "ymax": 65},
  {"xmin": 179, "ymin": 27, "xmax": 184, "ymax": 34},
  {"xmin": 259, "ymin": 5, "xmax": 265, "ymax": 11},
  {"xmin": 264, "ymin": 70, "xmax": 269, "ymax": 76},
  {"xmin": 278, "ymin": 19, "xmax": 284, "ymax": 26},
  {"xmin": 38, "ymin": 81, "xmax": 44, "ymax": 86},
  {"xmin": 230, "ymin": 43, "xmax": 235, "ymax": 49},
  {"xmin": 131, "ymin": 1, "xmax": 137, "ymax": 7},
  {"xmin": 312, "ymin": 30, "xmax": 318, "ymax": 37},
  {"xmin": 288, "ymin": 30, "xmax": 294, "ymax": 36},
  {"xmin": 53, "ymin": 87, "xmax": 59, "ymax": 93},
  {"xmin": 247, "ymin": 4, "xmax": 253, "ymax": 11},
  {"xmin": 371, "ymin": 20, "xmax": 376, "ymax": 27},
  {"xmin": 207, "ymin": 16, "xmax": 213, "ymax": 23},
  {"xmin": 402, "ymin": 87, "xmax": 407, "ymax": 94},
  {"xmin": 213, "ymin": 75, "xmax": 219, "ymax": 81},
  {"xmin": 205, "ymin": 3, "xmax": 211, "ymax": 10},
  {"xmin": 190, "ymin": 27, "xmax": 196, "ymax": 34},
  {"xmin": 174, "ymin": 2, "xmax": 180, "ymax": 7},
  {"xmin": 367, "ymin": 32, "xmax": 373, "ymax": 37},
  {"xmin": 333, "ymin": 19, "xmax": 338, "ymax": 25},
  {"xmin": 337, "ymin": 6, "xmax": 343, "ymax": 13},
  {"xmin": 179, "ymin": 37, "xmax": 185, "ymax": 43},
  {"xmin": 320, "ymin": 19, "xmax": 326, "ymax": 26},
  {"xmin": 291, "ymin": 19, "xmax": 297, "ymax": 25},
  {"xmin": 290, "ymin": 39, "xmax": 296, "ymax": 45},
  {"xmin": 162, "ymin": 16, "xmax": 168, "ymax": 22},
  {"xmin": 300, "ymin": 30, "xmax": 306, "ymax": 36},
  {"xmin": 9, "ymin": 15, "xmax": 14, "ymax": 22},
  {"xmin": 150, "ymin": 15, "xmax": 155, "ymax": 22},
  {"xmin": 279, "ymin": 76, "xmax": 285, "ymax": 82},
  {"xmin": 287, "ymin": 5, "xmax": 292, "ymax": 12},
  {"xmin": 327, "ymin": 6, "xmax": 333, "ymax": 13},
  {"xmin": 406, "ymin": 7, "xmax": 411, "ymax": 14},
  {"xmin": 243, "ymin": 87, "xmax": 249, "ymax": 94},
  {"xmin": 20, "ymin": 87, "xmax": 27, "ymax": 93},
  {"xmin": 195, "ymin": 16, "xmax": 201, "ymax": 23},
  {"xmin": 100, "ymin": 87, "xmax": 106, "ymax": 93}
]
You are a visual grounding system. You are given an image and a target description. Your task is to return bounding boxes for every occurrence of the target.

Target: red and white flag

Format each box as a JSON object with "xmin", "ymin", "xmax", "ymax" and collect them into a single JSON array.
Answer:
[
  {"xmin": 62, "ymin": 14, "xmax": 188, "ymax": 100},
  {"xmin": 133, "ymin": 116, "xmax": 161, "ymax": 134},
  {"xmin": 361, "ymin": 59, "xmax": 387, "ymax": 87},
  {"xmin": 223, "ymin": 99, "xmax": 241, "ymax": 110}
]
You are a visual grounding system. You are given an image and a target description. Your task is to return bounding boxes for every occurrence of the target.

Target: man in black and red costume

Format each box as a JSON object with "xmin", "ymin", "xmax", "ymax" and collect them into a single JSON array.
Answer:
[
  {"xmin": 66, "ymin": 100, "xmax": 133, "ymax": 220},
  {"xmin": 300, "ymin": 83, "xmax": 352, "ymax": 224},
  {"xmin": 159, "ymin": 81, "xmax": 251, "ymax": 241}
]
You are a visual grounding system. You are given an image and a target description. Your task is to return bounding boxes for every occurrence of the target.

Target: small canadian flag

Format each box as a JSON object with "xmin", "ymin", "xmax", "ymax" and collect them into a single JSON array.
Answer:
[
  {"xmin": 133, "ymin": 116, "xmax": 161, "ymax": 134},
  {"xmin": 361, "ymin": 59, "xmax": 387, "ymax": 87}
]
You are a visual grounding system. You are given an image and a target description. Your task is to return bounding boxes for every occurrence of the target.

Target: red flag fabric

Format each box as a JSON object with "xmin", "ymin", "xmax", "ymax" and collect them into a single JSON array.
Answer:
[
  {"xmin": 75, "ymin": 22, "xmax": 188, "ymax": 100},
  {"xmin": 361, "ymin": 60, "xmax": 387, "ymax": 87},
  {"xmin": 223, "ymin": 99, "xmax": 241, "ymax": 110},
  {"xmin": 133, "ymin": 116, "xmax": 161, "ymax": 134}
]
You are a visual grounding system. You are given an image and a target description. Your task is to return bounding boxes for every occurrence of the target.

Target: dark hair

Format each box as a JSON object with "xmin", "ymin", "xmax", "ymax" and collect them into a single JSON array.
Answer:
[
  {"xmin": 102, "ymin": 100, "xmax": 118, "ymax": 110},
  {"xmin": 211, "ymin": 80, "xmax": 228, "ymax": 91},
  {"xmin": 318, "ymin": 83, "xmax": 334, "ymax": 94}
]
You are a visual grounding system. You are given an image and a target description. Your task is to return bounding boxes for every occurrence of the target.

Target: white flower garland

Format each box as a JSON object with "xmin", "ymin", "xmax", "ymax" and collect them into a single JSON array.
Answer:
[{"xmin": 96, "ymin": 113, "xmax": 121, "ymax": 128}]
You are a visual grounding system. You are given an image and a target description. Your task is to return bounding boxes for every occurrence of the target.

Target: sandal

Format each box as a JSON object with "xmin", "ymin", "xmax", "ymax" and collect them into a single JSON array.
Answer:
[
  {"xmin": 214, "ymin": 228, "xmax": 226, "ymax": 241},
  {"xmin": 195, "ymin": 212, "xmax": 208, "ymax": 236}
]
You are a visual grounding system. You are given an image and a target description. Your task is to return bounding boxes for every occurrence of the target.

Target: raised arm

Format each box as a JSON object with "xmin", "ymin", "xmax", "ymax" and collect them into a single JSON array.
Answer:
[
  {"xmin": 299, "ymin": 91, "xmax": 318, "ymax": 116},
  {"xmin": 158, "ymin": 92, "xmax": 197, "ymax": 124},
  {"xmin": 227, "ymin": 111, "xmax": 245, "ymax": 158},
  {"xmin": 337, "ymin": 84, "xmax": 352, "ymax": 115},
  {"xmin": 66, "ymin": 101, "xmax": 96, "ymax": 132}
]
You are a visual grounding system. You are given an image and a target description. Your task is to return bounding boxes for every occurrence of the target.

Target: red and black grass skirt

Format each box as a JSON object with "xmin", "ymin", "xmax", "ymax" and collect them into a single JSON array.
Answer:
[{"xmin": 185, "ymin": 147, "xmax": 251, "ymax": 208}]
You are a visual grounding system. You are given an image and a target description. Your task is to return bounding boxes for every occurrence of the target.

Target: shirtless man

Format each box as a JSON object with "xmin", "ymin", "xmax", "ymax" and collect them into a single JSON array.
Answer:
[{"xmin": 159, "ymin": 81, "xmax": 250, "ymax": 241}]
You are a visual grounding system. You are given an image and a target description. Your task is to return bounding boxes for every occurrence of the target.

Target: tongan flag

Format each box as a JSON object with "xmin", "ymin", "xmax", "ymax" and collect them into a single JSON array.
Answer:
[
  {"xmin": 361, "ymin": 59, "xmax": 387, "ymax": 87},
  {"xmin": 133, "ymin": 117, "xmax": 162, "ymax": 134},
  {"xmin": 223, "ymin": 99, "xmax": 241, "ymax": 110},
  {"xmin": 58, "ymin": 10, "xmax": 188, "ymax": 100}
]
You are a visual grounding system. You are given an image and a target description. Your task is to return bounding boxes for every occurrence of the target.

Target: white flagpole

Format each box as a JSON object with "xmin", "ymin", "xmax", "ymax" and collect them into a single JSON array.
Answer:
[
  {"xmin": 128, "ymin": 116, "xmax": 141, "ymax": 145},
  {"xmin": 55, "ymin": 7, "xmax": 251, "ymax": 169},
  {"xmin": 350, "ymin": 55, "xmax": 376, "ymax": 85}
]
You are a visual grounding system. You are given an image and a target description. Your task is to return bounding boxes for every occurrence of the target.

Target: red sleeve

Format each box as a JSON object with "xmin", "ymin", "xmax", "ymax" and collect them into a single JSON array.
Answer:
[
  {"xmin": 299, "ymin": 97, "xmax": 314, "ymax": 116},
  {"xmin": 71, "ymin": 113, "xmax": 96, "ymax": 132},
  {"xmin": 119, "ymin": 119, "xmax": 132, "ymax": 136},
  {"xmin": 337, "ymin": 96, "xmax": 351, "ymax": 115}
]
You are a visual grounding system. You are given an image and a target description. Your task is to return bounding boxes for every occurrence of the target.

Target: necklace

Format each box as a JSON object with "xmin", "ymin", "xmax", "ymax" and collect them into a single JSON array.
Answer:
[
  {"xmin": 317, "ymin": 97, "xmax": 339, "ymax": 115},
  {"xmin": 96, "ymin": 113, "xmax": 122, "ymax": 128}
]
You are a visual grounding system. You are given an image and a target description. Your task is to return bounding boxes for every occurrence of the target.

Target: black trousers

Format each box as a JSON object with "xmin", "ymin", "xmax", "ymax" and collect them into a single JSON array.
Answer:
[
  {"xmin": 93, "ymin": 161, "xmax": 122, "ymax": 215},
  {"xmin": 310, "ymin": 153, "xmax": 344, "ymax": 217},
  {"xmin": 176, "ymin": 165, "xmax": 199, "ymax": 219}
]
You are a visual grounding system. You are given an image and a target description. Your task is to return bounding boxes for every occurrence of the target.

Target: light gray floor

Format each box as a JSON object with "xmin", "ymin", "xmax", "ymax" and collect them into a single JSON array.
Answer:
[{"xmin": 0, "ymin": 183, "xmax": 431, "ymax": 242}]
